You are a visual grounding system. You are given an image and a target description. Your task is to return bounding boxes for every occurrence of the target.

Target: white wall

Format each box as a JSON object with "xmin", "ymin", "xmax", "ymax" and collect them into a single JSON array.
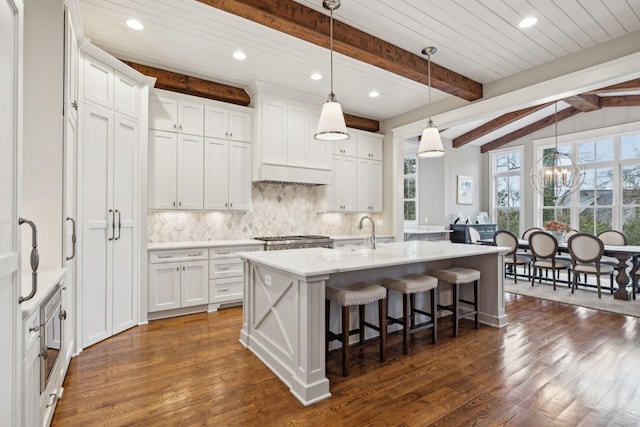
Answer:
[{"xmin": 22, "ymin": 0, "xmax": 64, "ymax": 270}]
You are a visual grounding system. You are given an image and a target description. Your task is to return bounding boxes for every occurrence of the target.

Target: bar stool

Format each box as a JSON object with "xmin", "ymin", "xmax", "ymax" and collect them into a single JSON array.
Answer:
[
  {"xmin": 381, "ymin": 274, "xmax": 438, "ymax": 355},
  {"xmin": 430, "ymin": 267, "xmax": 480, "ymax": 337},
  {"xmin": 325, "ymin": 282, "xmax": 387, "ymax": 376}
]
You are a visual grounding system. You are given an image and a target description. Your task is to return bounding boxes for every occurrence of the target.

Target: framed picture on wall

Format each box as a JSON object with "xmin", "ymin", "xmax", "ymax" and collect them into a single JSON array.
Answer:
[{"xmin": 457, "ymin": 175, "xmax": 473, "ymax": 205}]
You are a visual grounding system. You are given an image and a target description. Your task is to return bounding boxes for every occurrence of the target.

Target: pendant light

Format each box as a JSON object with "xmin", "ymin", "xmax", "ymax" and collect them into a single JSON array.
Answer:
[
  {"xmin": 314, "ymin": 0, "xmax": 349, "ymax": 142},
  {"xmin": 529, "ymin": 102, "xmax": 584, "ymax": 203},
  {"xmin": 417, "ymin": 46, "xmax": 445, "ymax": 158}
]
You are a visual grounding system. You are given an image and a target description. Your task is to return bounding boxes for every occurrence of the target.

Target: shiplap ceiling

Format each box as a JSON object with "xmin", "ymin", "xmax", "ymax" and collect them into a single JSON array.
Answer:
[{"xmin": 78, "ymin": 0, "xmax": 640, "ymax": 136}]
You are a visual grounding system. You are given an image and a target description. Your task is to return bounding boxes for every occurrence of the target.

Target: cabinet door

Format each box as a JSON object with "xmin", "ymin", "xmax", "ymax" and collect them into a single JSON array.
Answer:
[
  {"xmin": 287, "ymin": 104, "xmax": 308, "ymax": 167},
  {"xmin": 64, "ymin": 10, "xmax": 78, "ymax": 122},
  {"xmin": 177, "ymin": 134, "xmax": 204, "ymax": 209},
  {"xmin": 326, "ymin": 155, "xmax": 342, "ymax": 211},
  {"xmin": 22, "ymin": 343, "xmax": 40, "ymax": 427},
  {"xmin": 356, "ymin": 158, "xmax": 370, "ymax": 211},
  {"xmin": 369, "ymin": 160, "xmax": 383, "ymax": 212},
  {"xmin": 150, "ymin": 94, "xmax": 177, "ymax": 132},
  {"xmin": 228, "ymin": 141, "xmax": 252, "ymax": 211},
  {"xmin": 83, "ymin": 55, "xmax": 113, "ymax": 108},
  {"xmin": 112, "ymin": 115, "xmax": 138, "ymax": 334},
  {"xmin": 357, "ymin": 134, "xmax": 383, "ymax": 160},
  {"xmin": 181, "ymin": 260, "xmax": 208, "ymax": 307},
  {"xmin": 178, "ymin": 100, "xmax": 204, "ymax": 135},
  {"xmin": 334, "ymin": 137, "xmax": 357, "ymax": 157},
  {"xmin": 341, "ymin": 156, "xmax": 358, "ymax": 211},
  {"xmin": 81, "ymin": 103, "xmax": 113, "ymax": 347},
  {"xmin": 148, "ymin": 130, "xmax": 178, "ymax": 209},
  {"xmin": 114, "ymin": 71, "xmax": 140, "ymax": 118},
  {"xmin": 307, "ymin": 111, "xmax": 331, "ymax": 170},
  {"xmin": 261, "ymin": 99, "xmax": 286, "ymax": 164},
  {"xmin": 148, "ymin": 262, "xmax": 181, "ymax": 312},
  {"xmin": 204, "ymin": 105, "xmax": 229, "ymax": 139},
  {"xmin": 228, "ymin": 110, "xmax": 252, "ymax": 142},
  {"xmin": 203, "ymin": 138, "xmax": 229, "ymax": 210}
]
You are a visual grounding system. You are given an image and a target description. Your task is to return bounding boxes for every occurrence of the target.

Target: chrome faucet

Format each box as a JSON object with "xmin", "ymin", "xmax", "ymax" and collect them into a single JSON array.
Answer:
[{"xmin": 358, "ymin": 215, "xmax": 376, "ymax": 249}]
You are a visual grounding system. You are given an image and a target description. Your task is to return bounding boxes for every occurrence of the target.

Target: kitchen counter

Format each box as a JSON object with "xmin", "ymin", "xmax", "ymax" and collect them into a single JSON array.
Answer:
[
  {"xmin": 20, "ymin": 268, "xmax": 67, "ymax": 317},
  {"xmin": 330, "ymin": 234, "xmax": 394, "ymax": 241},
  {"xmin": 238, "ymin": 241, "xmax": 509, "ymax": 405},
  {"xmin": 148, "ymin": 239, "xmax": 263, "ymax": 250}
]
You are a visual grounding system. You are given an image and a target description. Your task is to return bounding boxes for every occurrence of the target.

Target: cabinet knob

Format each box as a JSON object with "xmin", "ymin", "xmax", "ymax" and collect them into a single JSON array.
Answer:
[
  {"xmin": 179, "ymin": 124, "xmax": 182, "ymax": 130},
  {"xmin": 229, "ymin": 132, "xmax": 233, "ymax": 137},
  {"xmin": 229, "ymin": 202, "xmax": 233, "ymax": 207},
  {"xmin": 179, "ymin": 201, "xmax": 182, "ymax": 207},
  {"xmin": 71, "ymin": 101, "xmax": 78, "ymax": 110},
  {"xmin": 173, "ymin": 124, "xmax": 177, "ymax": 129},
  {"xmin": 173, "ymin": 201, "xmax": 176, "ymax": 207},
  {"xmin": 176, "ymin": 267, "xmax": 179, "ymax": 271}
]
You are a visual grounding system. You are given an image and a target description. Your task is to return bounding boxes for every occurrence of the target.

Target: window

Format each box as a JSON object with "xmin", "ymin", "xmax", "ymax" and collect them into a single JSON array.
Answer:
[
  {"xmin": 534, "ymin": 127, "xmax": 640, "ymax": 245},
  {"xmin": 404, "ymin": 155, "xmax": 417, "ymax": 222},
  {"xmin": 491, "ymin": 149, "xmax": 522, "ymax": 236}
]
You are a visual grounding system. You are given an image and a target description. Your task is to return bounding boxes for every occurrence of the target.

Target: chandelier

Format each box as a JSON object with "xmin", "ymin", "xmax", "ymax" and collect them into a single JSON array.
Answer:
[{"xmin": 529, "ymin": 102, "xmax": 584, "ymax": 203}]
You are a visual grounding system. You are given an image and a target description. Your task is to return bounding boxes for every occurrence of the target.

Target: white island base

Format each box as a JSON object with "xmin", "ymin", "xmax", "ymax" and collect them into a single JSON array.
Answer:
[{"xmin": 238, "ymin": 241, "xmax": 508, "ymax": 405}]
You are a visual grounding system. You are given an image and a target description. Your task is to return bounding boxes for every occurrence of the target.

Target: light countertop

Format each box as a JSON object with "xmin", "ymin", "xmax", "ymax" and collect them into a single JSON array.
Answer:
[
  {"xmin": 238, "ymin": 240, "xmax": 509, "ymax": 277},
  {"xmin": 330, "ymin": 234, "xmax": 394, "ymax": 240},
  {"xmin": 148, "ymin": 239, "xmax": 264, "ymax": 250},
  {"xmin": 21, "ymin": 268, "xmax": 67, "ymax": 318}
]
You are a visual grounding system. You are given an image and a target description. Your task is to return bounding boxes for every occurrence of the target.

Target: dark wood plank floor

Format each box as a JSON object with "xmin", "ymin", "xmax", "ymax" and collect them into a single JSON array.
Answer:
[{"xmin": 52, "ymin": 293, "xmax": 640, "ymax": 426}]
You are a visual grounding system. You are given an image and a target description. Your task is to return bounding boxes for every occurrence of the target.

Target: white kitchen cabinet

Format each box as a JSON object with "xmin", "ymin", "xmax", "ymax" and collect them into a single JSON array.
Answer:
[
  {"xmin": 148, "ymin": 249, "xmax": 209, "ymax": 313},
  {"xmin": 356, "ymin": 133, "xmax": 383, "ymax": 160},
  {"xmin": 22, "ymin": 310, "xmax": 40, "ymax": 427},
  {"xmin": 327, "ymin": 155, "xmax": 357, "ymax": 211},
  {"xmin": 356, "ymin": 159, "xmax": 383, "ymax": 212},
  {"xmin": 204, "ymin": 138, "xmax": 251, "ymax": 211},
  {"xmin": 83, "ymin": 54, "xmax": 113, "ymax": 109},
  {"xmin": 204, "ymin": 104, "xmax": 252, "ymax": 142},
  {"xmin": 208, "ymin": 245, "xmax": 263, "ymax": 311},
  {"xmin": 149, "ymin": 92, "xmax": 204, "ymax": 135},
  {"xmin": 332, "ymin": 137, "xmax": 357, "ymax": 157},
  {"xmin": 148, "ymin": 130, "xmax": 204, "ymax": 210}
]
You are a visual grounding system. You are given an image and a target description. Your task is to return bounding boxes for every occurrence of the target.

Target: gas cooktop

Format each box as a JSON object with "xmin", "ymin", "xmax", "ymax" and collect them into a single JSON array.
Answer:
[{"xmin": 253, "ymin": 235, "xmax": 330, "ymax": 242}]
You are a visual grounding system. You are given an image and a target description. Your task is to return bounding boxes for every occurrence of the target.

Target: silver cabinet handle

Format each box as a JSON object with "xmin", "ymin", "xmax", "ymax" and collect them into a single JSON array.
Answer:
[
  {"xmin": 115, "ymin": 209, "xmax": 122, "ymax": 241},
  {"xmin": 29, "ymin": 325, "xmax": 40, "ymax": 333},
  {"xmin": 218, "ymin": 267, "xmax": 230, "ymax": 271},
  {"xmin": 188, "ymin": 253, "xmax": 201, "ymax": 257},
  {"xmin": 66, "ymin": 217, "xmax": 77, "ymax": 261},
  {"xmin": 19, "ymin": 217, "xmax": 39, "ymax": 304},
  {"xmin": 108, "ymin": 209, "xmax": 115, "ymax": 241},
  {"xmin": 46, "ymin": 393, "xmax": 58, "ymax": 408},
  {"xmin": 158, "ymin": 254, "xmax": 173, "ymax": 259},
  {"xmin": 219, "ymin": 288, "xmax": 230, "ymax": 292},
  {"xmin": 71, "ymin": 101, "xmax": 78, "ymax": 110}
]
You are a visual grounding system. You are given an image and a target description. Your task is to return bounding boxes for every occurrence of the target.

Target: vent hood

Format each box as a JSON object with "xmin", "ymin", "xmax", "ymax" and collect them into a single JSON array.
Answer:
[{"xmin": 253, "ymin": 163, "xmax": 331, "ymax": 185}]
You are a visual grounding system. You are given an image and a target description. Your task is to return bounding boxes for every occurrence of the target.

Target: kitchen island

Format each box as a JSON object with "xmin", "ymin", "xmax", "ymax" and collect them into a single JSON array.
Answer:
[{"xmin": 238, "ymin": 241, "xmax": 509, "ymax": 405}]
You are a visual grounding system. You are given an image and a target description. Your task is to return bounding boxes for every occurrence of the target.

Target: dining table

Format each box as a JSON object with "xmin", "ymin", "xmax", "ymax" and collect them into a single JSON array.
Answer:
[{"xmin": 479, "ymin": 238, "xmax": 640, "ymax": 301}]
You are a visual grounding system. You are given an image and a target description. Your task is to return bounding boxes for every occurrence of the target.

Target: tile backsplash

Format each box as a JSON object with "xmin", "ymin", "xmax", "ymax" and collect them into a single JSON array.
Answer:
[{"xmin": 147, "ymin": 182, "xmax": 381, "ymax": 242}]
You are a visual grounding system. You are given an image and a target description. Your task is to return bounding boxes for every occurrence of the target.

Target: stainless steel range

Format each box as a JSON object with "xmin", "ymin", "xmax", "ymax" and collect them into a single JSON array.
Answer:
[{"xmin": 253, "ymin": 235, "xmax": 334, "ymax": 251}]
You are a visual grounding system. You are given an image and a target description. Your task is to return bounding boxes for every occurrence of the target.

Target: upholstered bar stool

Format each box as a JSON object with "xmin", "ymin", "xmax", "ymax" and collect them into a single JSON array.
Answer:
[
  {"xmin": 325, "ymin": 282, "xmax": 387, "ymax": 377},
  {"xmin": 381, "ymin": 274, "xmax": 438, "ymax": 355},
  {"xmin": 430, "ymin": 267, "xmax": 480, "ymax": 337}
]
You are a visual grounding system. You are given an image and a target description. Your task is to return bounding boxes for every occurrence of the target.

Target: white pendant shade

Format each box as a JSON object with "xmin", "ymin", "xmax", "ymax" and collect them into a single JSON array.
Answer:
[
  {"xmin": 314, "ymin": 100, "xmax": 349, "ymax": 142},
  {"xmin": 417, "ymin": 125, "xmax": 444, "ymax": 158}
]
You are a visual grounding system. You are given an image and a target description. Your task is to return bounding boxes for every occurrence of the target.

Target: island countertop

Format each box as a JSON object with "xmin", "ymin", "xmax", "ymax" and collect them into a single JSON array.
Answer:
[{"xmin": 238, "ymin": 241, "xmax": 509, "ymax": 277}]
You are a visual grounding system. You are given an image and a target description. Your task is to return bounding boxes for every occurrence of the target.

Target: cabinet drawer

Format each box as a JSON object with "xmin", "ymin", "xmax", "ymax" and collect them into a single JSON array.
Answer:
[
  {"xmin": 209, "ymin": 258, "xmax": 243, "ymax": 279},
  {"xmin": 150, "ymin": 249, "xmax": 207, "ymax": 263},
  {"xmin": 23, "ymin": 310, "xmax": 40, "ymax": 356},
  {"xmin": 209, "ymin": 245, "xmax": 263, "ymax": 258},
  {"xmin": 210, "ymin": 277, "xmax": 243, "ymax": 303}
]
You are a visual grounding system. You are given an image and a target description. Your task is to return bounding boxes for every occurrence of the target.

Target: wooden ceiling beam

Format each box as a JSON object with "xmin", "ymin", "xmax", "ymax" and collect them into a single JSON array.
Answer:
[
  {"xmin": 563, "ymin": 94, "xmax": 601, "ymax": 112},
  {"xmin": 122, "ymin": 60, "xmax": 251, "ymax": 106},
  {"xmin": 583, "ymin": 78, "xmax": 640, "ymax": 94},
  {"xmin": 480, "ymin": 107, "xmax": 581, "ymax": 153},
  {"xmin": 196, "ymin": 0, "xmax": 483, "ymax": 101},
  {"xmin": 600, "ymin": 95, "xmax": 640, "ymax": 107},
  {"xmin": 343, "ymin": 114, "xmax": 379, "ymax": 133},
  {"xmin": 452, "ymin": 103, "xmax": 551, "ymax": 148}
]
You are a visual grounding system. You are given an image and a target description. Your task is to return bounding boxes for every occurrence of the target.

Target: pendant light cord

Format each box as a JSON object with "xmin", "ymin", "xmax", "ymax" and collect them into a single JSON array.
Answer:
[
  {"xmin": 427, "ymin": 51, "xmax": 432, "ymax": 123},
  {"xmin": 330, "ymin": 7, "xmax": 334, "ymax": 98}
]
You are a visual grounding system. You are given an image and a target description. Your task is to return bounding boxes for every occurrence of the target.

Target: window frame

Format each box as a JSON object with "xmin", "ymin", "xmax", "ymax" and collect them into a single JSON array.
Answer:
[
  {"xmin": 490, "ymin": 146, "xmax": 524, "ymax": 236},
  {"xmin": 403, "ymin": 154, "xmax": 418, "ymax": 225}
]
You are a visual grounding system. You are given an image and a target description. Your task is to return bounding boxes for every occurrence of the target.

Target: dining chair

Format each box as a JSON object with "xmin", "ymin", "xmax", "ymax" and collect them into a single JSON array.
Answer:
[
  {"xmin": 597, "ymin": 230, "xmax": 628, "ymax": 280},
  {"xmin": 567, "ymin": 233, "xmax": 615, "ymax": 298},
  {"xmin": 528, "ymin": 231, "xmax": 570, "ymax": 291},
  {"xmin": 494, "ymin": 230, "xmax": 530, "ymax": 283},
  {"xmin": 519, "ymin": 227, "xmax": 543, "ymax": 258}
]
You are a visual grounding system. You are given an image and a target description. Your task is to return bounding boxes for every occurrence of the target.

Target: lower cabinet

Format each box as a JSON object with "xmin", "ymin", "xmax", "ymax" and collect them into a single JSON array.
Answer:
[
  {"xmin": 148, "ymin": 249, "xmax": 208, "ymax": 313},
  {"xmin": 333, "ymin": 236, "xmax": 394, "ymax": 249},
  {"xmin": 209, "ymin": 244, "xmax": 263, "ymax": 311},
  {"xmin": 22, "ymin": 309, "xmax": 40, "ymax": 427}
]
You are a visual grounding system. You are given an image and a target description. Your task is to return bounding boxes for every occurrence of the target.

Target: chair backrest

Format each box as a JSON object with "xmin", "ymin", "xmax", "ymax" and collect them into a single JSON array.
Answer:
[
  {"xmin": 528, "ymin": 231, "xmax": 558, "ymax": 259},
  {"xmin": 522, "ymin": 227, "xmax": 543, "ymax": 240},
  {"xmin": 597, "ymin": 230, "xmax": 627, "ymax": 246},
  {"xmin": 469, "ymin": 228, "xmax": 481, "ymax": 243},
  {"xmin": 565, "ymin": 228, "xmax": 579, "ymax": 239},
  {"xmin": 568, "ymin": 233, "xmax": 604, "ymax": 264},
  {"xmin": 493, "ymin": 230, "xmax": 518, "ymax": 255}
]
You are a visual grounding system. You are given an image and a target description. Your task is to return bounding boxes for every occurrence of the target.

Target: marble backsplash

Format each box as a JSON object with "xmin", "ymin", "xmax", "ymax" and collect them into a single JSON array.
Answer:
[{"xmin": 147, "ymin": 182, "xmax": 381, "ymax": 242}]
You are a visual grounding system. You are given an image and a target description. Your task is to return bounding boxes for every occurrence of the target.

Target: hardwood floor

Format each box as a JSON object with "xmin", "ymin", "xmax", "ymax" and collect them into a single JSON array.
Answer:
[{"xmin": 52, "ymin": 293, "xmax": 640, "ymax": 426}]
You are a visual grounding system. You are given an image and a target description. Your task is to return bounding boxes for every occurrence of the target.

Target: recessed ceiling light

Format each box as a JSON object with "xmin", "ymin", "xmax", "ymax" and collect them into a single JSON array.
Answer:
[
  {"xmin": 310, "ymin": 72, "xmax": 322, "ymax": 80},
  {"xmin": 369, "ymin": 90, "xmax": 380, "ymax": 98},
  {"xmin": 233, "ymin": 50, "xmax": 247, "ymax": 60},
  {"xmin": 126, "ymin": 19, "xmax": 144, "ymax": 31},
  {"xmin": 518, "ymin": 16, "xmax": 538, "ymax": 28}
]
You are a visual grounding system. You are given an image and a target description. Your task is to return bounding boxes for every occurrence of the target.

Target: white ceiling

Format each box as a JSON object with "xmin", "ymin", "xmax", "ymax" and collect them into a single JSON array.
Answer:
[{"xmin": 77, "ymin": 0, "xmax": 640, "ymax": 136}]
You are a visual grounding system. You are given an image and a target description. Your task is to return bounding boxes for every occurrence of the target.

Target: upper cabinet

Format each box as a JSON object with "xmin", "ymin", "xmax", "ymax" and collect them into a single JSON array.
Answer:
[
  {"xmin": 149, "ymin": 94, "xmax": 204, "ymax": 135},
  {"xmin": 204, "ymin": 105, "xmax": 252, "ymax": 142},
  {"xmin": 356, "ymin": 133, "xmax": 383, "ymax": 160}
]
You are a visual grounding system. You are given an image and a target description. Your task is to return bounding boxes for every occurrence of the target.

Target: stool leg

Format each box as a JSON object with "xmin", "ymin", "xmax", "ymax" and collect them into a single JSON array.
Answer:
[
  {"xmin": 379, "ymin": 297, "xmax": 387, "ymax": 363},
  {"xmin": 431, "ymin": 288, "xmax": 437, "ymax": 344},
  {"xmin": 474, "ymin": 280, "xmax": 479, "ymax": 329},
  {"xmin": 358, "ymin": 304, "xmax": 365, "ymax": 344},
  {"xmin": 342, "ymin": 305, "xmax": 349, "ymax": 377},
  {"xmin": 410, "ymin": 293, "xmax": 416, "ymax": 329},
  {"xmin": 402, "ymin": 293, "xmax": 410, "ymax": 355},
  {"xmin": 453, "ymin": 283, "xmax": 459, "ymax": 337}
]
